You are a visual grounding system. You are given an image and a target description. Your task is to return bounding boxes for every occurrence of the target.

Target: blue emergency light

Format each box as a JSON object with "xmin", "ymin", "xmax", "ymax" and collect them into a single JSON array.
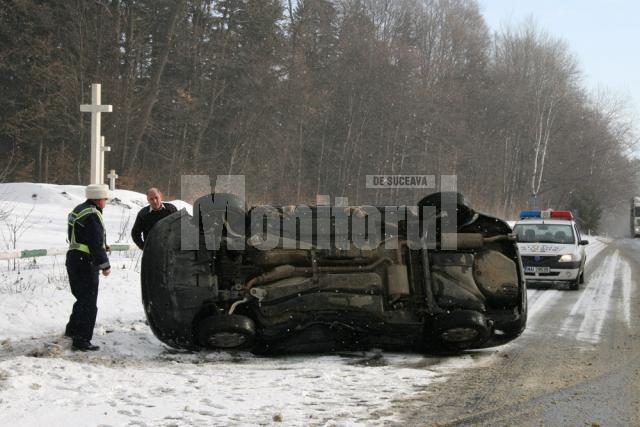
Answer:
[{"xmin": 519, "ymin": 210, "xmax": 540, "ymax": 218}]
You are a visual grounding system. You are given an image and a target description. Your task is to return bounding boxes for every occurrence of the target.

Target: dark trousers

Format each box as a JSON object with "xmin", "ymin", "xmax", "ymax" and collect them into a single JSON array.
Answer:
[{"xmin": 65, "ymin": 251, "xmax": 99, "ymax": 342}]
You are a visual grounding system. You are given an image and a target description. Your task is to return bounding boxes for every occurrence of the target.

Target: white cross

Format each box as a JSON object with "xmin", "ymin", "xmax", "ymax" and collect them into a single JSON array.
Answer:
[
  {"xmin": 107, "ymin": 169, "xmax": 119, "ymax": 191},
  {"xmin": 80, "ymin": 83, "xmax": 112, "ymax": 184}
]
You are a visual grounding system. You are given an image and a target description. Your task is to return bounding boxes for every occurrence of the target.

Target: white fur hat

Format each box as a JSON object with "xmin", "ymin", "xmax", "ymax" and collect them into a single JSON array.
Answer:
[{"xmin": 85, "ymin": 184, "xmax": 110, "ymax": 200}]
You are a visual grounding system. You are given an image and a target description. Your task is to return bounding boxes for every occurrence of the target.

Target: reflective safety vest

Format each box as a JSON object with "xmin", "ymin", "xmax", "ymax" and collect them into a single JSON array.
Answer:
[{"xmin": 67, "ymin": 205, "xmax": 106, "ymax": 254}]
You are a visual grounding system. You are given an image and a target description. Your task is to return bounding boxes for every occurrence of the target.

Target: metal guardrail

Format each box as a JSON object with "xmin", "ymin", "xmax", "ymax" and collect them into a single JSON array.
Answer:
[{"xmin": 0, "ymin": 244, "xmax": 138, "ymax": 261}]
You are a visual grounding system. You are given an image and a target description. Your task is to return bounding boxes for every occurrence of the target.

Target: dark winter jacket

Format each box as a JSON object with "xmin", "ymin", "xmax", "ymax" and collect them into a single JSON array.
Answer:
[
  {"xmin": 131, "ymin": 203, "xmax": 178, "ymax": 249},
  {"xmin": 67, "ymin": 200, "xmax": 111, "ymax": 270}
]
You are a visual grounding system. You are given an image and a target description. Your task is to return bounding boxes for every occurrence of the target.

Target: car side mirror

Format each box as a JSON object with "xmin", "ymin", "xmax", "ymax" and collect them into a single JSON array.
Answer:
[{"xmin": 579, "ymin": 240, "xmax": 589, "ymax": 246}]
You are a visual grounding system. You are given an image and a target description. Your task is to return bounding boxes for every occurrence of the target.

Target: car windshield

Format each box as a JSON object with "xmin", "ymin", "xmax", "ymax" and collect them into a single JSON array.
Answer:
[{"xmin": 513, "ymin": 223, "xmax": 575, "ymax": 244}]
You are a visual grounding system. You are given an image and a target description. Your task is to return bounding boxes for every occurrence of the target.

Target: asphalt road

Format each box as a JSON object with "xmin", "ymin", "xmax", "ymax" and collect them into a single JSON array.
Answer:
[{"xmin": 398, "ymin": 239, "xmax": 640, "ymax": 426}]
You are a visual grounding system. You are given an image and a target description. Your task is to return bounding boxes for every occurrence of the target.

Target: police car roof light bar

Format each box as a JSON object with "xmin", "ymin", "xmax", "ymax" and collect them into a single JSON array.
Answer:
[{"xmin": 519, "ymin": 209, "xmax": 573, "ymax": 220}]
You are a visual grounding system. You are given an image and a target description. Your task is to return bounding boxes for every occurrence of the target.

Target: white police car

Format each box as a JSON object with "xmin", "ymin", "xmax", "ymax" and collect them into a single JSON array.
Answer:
[{"xmin": 513, "ymin": 210, "xmax": 588, "ymax": 290}]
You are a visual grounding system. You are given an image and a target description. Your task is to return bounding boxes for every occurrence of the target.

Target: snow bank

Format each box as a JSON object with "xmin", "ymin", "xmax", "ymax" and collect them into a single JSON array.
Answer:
[{"xmin": 0, "ymin": 182, "xmax": 190, "ymax": 251}]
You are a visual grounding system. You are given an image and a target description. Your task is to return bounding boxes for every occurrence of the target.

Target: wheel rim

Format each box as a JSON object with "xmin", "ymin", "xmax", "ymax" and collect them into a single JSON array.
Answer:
[
  {"xmin": 208, "ymin": 332, "xmax": 247, "ymax": 348},
  {"xmin": 441, "ymin": 327, "xmax": 479, "ymax": 343}
]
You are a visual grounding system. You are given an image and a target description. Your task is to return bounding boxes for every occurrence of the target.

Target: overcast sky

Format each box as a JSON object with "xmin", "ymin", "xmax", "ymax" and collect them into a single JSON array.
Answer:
[{"xmin": 478, "ymin": 0, "xmax": 640, "ymax": 125}]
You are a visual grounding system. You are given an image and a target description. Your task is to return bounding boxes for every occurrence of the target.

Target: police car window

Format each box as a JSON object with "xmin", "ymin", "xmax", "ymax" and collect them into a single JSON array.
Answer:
[{"xmin": 513, "ymin": 224, "xmax": 575, "ymax": 244}]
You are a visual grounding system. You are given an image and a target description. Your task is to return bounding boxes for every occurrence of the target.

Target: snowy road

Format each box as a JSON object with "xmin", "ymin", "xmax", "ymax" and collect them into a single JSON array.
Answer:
[
  {"xmin": 0, "ymin": 231, "xmax": 638, "ymax": 425},
  {"xmin": 399, "ymin": 238, "xmax": 640, "ymax": 426}
]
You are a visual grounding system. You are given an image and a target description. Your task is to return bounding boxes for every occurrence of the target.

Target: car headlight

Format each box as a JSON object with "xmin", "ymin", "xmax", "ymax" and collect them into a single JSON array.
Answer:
[{"xmin": 559, "ymin": 254, "xmax": 575, "ymax": 262}]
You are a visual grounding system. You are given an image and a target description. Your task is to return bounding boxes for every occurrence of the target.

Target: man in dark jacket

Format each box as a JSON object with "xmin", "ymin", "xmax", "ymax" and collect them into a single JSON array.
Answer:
[
  {"xmin": 65, "ymin": 184, "xmax": 111, "ymax": 351},
  {"xmin": 131, "ymin": 187, "xmax": 177, "ymax": 249}
]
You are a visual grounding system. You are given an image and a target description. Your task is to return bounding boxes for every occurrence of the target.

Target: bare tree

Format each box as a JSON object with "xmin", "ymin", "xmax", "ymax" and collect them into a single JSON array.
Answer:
[
  {"xmin": 0, "ymin": 0, "xmax": 635, "ymax": 229},
  {"xmin": 0, "ymin": 206, "xmax": 36, "ymax": 271}
]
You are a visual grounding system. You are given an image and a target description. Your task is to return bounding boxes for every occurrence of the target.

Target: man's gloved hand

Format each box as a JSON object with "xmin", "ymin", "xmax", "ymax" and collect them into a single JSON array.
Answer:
[
  {"xmin": 102, "ymin": 268, "xmax": 111, "ymax": 277},
  {"xmin": 106, "ymin": 245, "xmax": 112, "ymax": 255}
]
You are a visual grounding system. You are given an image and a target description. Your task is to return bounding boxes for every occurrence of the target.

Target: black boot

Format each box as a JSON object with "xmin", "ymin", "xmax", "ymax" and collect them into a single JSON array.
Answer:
[{"xmin": 72, "ymin": 339, "xmax": 100, "ymax": 351}]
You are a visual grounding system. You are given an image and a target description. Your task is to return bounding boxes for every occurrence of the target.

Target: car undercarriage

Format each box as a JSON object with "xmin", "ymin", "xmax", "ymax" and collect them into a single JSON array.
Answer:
[{"xmin": 141, "ymin": 192, "xmax": 526, "ymax": 354}]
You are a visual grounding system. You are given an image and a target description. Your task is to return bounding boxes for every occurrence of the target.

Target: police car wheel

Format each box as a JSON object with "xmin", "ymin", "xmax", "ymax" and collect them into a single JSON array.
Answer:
[
  {"xmin": 569, "ymin": 277, "xmax": 580, "ymax": 291},
  {"xmin": 579, "ymin": 270, "xmax": 585, "ymax": 284}
]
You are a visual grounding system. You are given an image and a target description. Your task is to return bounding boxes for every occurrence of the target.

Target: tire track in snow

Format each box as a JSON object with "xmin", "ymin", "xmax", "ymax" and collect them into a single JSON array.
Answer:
[
  {"xmin": 584, "ymin": 238, "xmax": 608, "ymax": 261},
  {"xmin": 525, "ymin": 289, "xmax": 564, "ymax": 328},
  {"xmin": 557, "ymin": 251, "xmax": 620, "ymax": 344},
  {"xmin": 576, "ymin": 252, "xmax": 620, "ymax": 344},
  {"xmin": 620, "ymin": 256, "xmax": 632, "ymax": 328},
  {"xmin": 556, "ymin": 251, "xmax": 612, "ymax": 339}
]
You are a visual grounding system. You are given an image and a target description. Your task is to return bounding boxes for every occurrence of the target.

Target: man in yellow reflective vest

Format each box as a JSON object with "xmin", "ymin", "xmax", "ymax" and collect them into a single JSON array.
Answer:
[{"xmin": 64, "ymin": 184, "xmax": 111, "ymax": 351}]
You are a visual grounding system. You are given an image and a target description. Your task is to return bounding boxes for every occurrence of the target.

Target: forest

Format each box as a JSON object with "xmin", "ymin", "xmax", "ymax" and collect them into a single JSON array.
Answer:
[{"xmin": 0, "ymin": 0, "xmax": 637, "ymax": 228}]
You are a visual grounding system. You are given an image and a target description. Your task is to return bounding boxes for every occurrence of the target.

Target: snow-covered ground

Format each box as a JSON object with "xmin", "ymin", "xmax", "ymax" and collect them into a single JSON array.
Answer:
[
  {"xmin": 0, "ymin": 255, "xmax": 480, "ymax": 426},
  {"xmin": 0, "ymin": 183, "xmax": 495, "ymax": 426},
  {"xmin": 0, "ymin": 183, "xmax": 618, "ymax": 426}
]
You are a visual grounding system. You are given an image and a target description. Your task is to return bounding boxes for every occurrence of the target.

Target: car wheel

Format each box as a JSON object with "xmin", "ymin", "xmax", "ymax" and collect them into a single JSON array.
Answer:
[
  {"xmin": 579, "ymin": 270, "xmax": 585, "ymax": 284},
  {"xmin": 568, "ymin": 277, "xmax": 580, "ymax": 291},
  {"xmin": 196, "ymin": 314, "xmax": 256, "ymax": 350},
  {"xmin": 429, "ymin": 310, "xmax": 491, "ymax": 351}
]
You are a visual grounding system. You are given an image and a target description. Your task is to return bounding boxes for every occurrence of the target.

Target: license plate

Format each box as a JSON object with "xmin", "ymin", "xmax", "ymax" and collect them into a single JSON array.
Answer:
[{"xmin": 525, "ymin": 266, "xmax": 550, "ymax": 273}]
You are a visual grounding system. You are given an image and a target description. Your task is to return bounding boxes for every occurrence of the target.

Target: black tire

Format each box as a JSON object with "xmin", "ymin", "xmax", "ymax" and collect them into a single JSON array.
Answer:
[
  {"xmin": 429, "ymin": 310, "xmax": 491, "ymax": 351},
  {"xmin": 141, "ymin": 210, "xmax": 200, "ymax": 349},
  {"xmin": 579, "ymin": 270, "xmax": 585, "ymax": 284},
  {"xmin": 196, "ymin": 314, "xmax": 256, "ymax": 350},
  {"xmin": 568, "ymin": 277, "xmax": 580, "ymax": 291}
]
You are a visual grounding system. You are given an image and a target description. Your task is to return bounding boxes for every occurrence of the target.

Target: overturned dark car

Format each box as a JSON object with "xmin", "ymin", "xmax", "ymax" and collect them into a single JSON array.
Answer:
[{"xmin": 141, "ymin": 192, "xmax": 527, "ymax": 354}]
